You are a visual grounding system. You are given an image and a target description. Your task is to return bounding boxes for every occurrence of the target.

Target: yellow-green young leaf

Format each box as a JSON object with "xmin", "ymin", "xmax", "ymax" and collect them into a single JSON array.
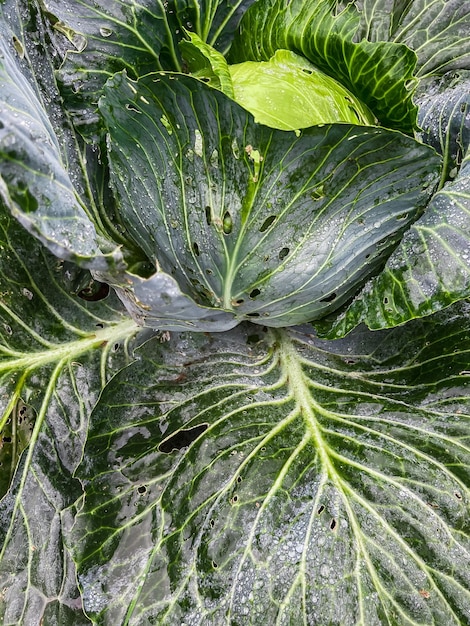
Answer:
[{"xmin": 228, "ymin": 50, "xmax": 376, "ymax": 130}]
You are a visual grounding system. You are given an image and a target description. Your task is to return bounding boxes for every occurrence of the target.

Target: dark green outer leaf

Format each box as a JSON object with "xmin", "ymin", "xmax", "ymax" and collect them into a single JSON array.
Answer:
[
  {"xmin": 317, "ymin": 143, "xmax": 470, "ymax": 337},
  {"xmin": 173, "ymin": 0, "xmax": 256, "ymax": 53},
  {"xmin": 100, "ymin": 71, "xmax": 441, "ymax": 330},
  {"xmin": 42, "ymin": 0, "xmax": 255, "ymax": 135},
  {"xmin": 71, "ymin": 304, "xmax": 470, "ymax": 624},
  {"xmin": 42, "ymin": 0, "xmax": 178, "ymax": 135},
  {"xmin": 0, "ymin": 202, "xmax": 139, "ymax": 625},
  {"xmin": 228, "ymin": 0, "xmax": 418, "ymax": 133},
  {"xmin": 0, "ymin": 5, "xmax": 123, "ymax": 271},
  {"xmin": 416, "ymin": 71, "xmax": 470, "ymax": 184},
  {"xmin": 356, "ymin": 0, "xmax": 470, "ymax": 79}
]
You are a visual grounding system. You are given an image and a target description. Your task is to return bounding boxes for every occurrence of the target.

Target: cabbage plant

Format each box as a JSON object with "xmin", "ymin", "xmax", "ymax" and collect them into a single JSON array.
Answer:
[{"xmin": 0, "ymin": 0, "xmax": 470, "ymax": 623}]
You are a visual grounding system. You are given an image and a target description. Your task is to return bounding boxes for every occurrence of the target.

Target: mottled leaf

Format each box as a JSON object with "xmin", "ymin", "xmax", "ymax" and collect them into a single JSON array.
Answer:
[
  {"xmin": 70, "ymin": 304, "xmax": 470, "ymax": 624},
  {"xmin": 0, "ymin": 2, "xmax": 123, "ymax": 270},
  {"xmin": 0, "ymin": 202, "xmax": 139, "ymax": 626},
  {"xmin": 317, "ymin": 145, "xmax": 470, "ymax": 337},
  {"xmin": 100, "ymin": 71, "xmax": 440, "ymax": 330}
]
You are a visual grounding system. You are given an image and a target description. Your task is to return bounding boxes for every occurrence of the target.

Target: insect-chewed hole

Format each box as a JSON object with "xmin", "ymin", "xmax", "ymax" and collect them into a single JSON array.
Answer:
[
  {"xmin": 193, "ymin": 242, "xmax": 200, "ymax": 256},
  {"xmin": 246, "ymin": 312, "xmax": 260, "ymax": 317},
  {"xmin": 259, "ymin": 215, "xmax": 277, "ymax": 232},
  {"xmin": 205, "ymin": 206, "xmax": 212, "ymax": 225},
  {"xmin": 250, "ymin": 288, "xmax": 261, "ymax": 299},
  {"xmin": 137, "ymin": 485, "xmax": 147, "ymax": 494},
  {"xmin": 347, "ymin": 106, "xmax": 361, "ymax": 122},
  {"xmin": 158, "ymin": 423, "xmax": 208, "ymax": 453},
  {"xmin": 78, "ymin": 281, "xmax": 110, "ymax": 302},
  {"xmin": 223, "ymin": 211, "xmax": 233, "ymax": 234},
  {"xmin": 330, "ymin": 518, "xmax": 337, "ymax": 531},
  {"xmin": 279, "ymin": 247, "xmax": 289, "ymax": 260},
  {"xmin": 317, "ymin": 505, "xmax": 325, "ymax": 515},
  {"xmin": 319, "ymin": 292, "xmax": 337, "ymax": 303}
]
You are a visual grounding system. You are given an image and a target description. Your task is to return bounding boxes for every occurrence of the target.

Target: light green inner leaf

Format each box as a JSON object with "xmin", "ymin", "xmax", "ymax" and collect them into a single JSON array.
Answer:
[{"xmin": 229, "ymin": 49, "xmax": 376, "ymax": 130}]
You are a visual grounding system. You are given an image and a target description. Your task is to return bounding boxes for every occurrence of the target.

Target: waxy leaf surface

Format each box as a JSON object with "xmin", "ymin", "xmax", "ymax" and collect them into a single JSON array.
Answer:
[
  {"xmin": 100, "ymin": 71, "xmax": 441, "ymax": 329},
  {"xmin": 71, "ymin": 306, "xmax": 470, "ymax": 624}
]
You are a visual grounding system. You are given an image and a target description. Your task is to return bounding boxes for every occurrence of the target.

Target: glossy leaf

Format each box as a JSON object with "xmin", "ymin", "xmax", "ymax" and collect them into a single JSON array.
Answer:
[
  {"xmin": 316, "ymin": 144, "xmax": 470, "ymax": 337},
  {"xmin": 416, "ymin": 70, "xmax": 470, "ymax": 183},
  {"xmin": 173, "ymin": 0, "xmax": 256, "ymax": 53},
  {"xmin": 100, "ymin": 71, "xmax": 440, "ymax": 329},
  {"xmin": 0, "ymin": 201, "xmax": 139, "ymax": 625},
  {"xmin": 228, "ymin": 0, "xmax": 419, "ymax": 133},
  {"xmin": 70, "ymin": 304, "xmax": 470, "ymax": 624},
  {"xmin": 0, "ymin": 4, "xmax": 123, "ymax": 270},
  {"xmin": 41, "ymin": 0, "xmax": 178, "ymax": 132},
  {"xmin": 228, "ymin": 49, "xmax": 376, "ymax": 130},
  {"xmin": 356, "ymin": 0, "xmax": 470, "ymax": 78},
  {"xmin": 42, "ymin": 0, "xmax": 255, "ymax": 134},
  {"xmin": 180, "ymin": 30, "xmax": 235, "ymax": 97}
]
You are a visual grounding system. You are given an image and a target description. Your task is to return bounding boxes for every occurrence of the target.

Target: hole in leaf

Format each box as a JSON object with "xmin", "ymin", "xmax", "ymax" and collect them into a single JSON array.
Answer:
[
  {"xmin": 137, "ymin": 485, "xmax": 147, "ymax": 494},
  {"xmin": 330, "ymin": 518, "xmax": 337, "ymax": 531},
  {"xmin": 247, "ymin": 334, "xmax": 260, "ymax": 345},
  {"xmin": 455, "ymin": 491, "xmax": 463, "ymax": 500},
  {"xmin": 78, "ymin": 282, "xmax": 110, "ymax": 302},
  {"xmin": 158, "ymin": 423, "xmax": 208, "ymax": 453},
  {"xmin": 0, "ymin": 121, "xmax": 4, "ymax": 129},
  {"xmin": 2, "ymin": 436, "xmax": 12, "ymax": 443},
  {"xmin": 206, "ymin": 268, "xmax": 213, "ymax": 275},
  {"xmin": 246, "ymin": 312, "xmax": 260, "ymax": 317},
  {"xmin": 212, "ymin": 561, "xmax": 218, "ymax": 569},
  {"xmin": 319, "ymin": 292, "xmax": 337, "ymax": 303},
  {"xmin": 317, "ymin": 505, "xmax": 325, "ymax": 515},
  {"xmin": 279, "ymin": 247, "xmax": 289, "ymax": 260},
  {"xmin": 12, "ymin": 182, "xmax": 38, "ymax": 213},
  {"xmin": 250, "ymin": 288, "xmax": 261, "ymax": 299},
  {"xmin": 237, "ymin": 476, "xmax": 242, "ymax": 483},
  {"xmin": 193, "ymin": 242, "xmax": 200, "ymax": 256},
  {"xmin": 347, "ymin": 105, "xmax": 361, "ymax": 122},
  {"xmin": 259, "ymin": 215, "xmax": 277, "ymax": 232},
  {"xmin": 12, "ymin": 35, "xmax": 24, "ymax": 58},
  {"xmin": 230, "ymin": 494, "xmax": 239, "ymax": 504},
  {"xmin": 223, "ymin": 211, "xmax": 233, "ymax": 234},
  {"xmin": 383, "ymin": 297, "xmax": 389, "ymax": 304},
  {"xmin": 460, "ymin": 103, "xmax": 467, "ymax": 113},
  {"xmin": 209, "ymin": 519, "xmax": 215, "ymax": 528},
  {"xmin": 205, "ymin": 206, "xmax": 212, "ymax": 225}
]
